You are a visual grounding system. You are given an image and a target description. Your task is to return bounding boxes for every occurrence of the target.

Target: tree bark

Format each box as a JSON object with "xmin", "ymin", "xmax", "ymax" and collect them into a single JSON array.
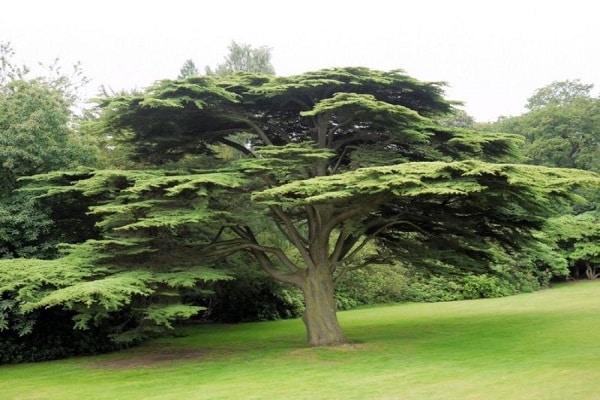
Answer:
[{"xmin": 300, "ymin": 267, "xmax": 347, "ymax": 346}]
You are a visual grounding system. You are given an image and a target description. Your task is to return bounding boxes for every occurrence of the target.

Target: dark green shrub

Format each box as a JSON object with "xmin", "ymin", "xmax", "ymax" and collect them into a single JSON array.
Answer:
[
  {"xmin": 208, "ymin": 276, "xmax": 304, "ymax": 322},
  {"xmin": 400, "ymin": 276, "xmax": 465, "ymax": 303},
  {"xmin": 459, "ymin": 274, "xmax": 516, "ymax": 298},
  {"xmin": 0, "ymin": 307, "xmax": 137, "ymax": 364},
  {"xmin": 335, "ymin": 263, "xmax": 407, "ymax": 309},
  {"xmin": 197, "ymin": 255, "xmax": 304, "ymax": 322}
]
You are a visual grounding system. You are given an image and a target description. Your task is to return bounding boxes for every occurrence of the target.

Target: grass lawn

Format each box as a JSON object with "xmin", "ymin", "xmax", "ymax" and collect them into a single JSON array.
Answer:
[{"xmin": 1, "ymin": 280, "xmax": 599, "ymax": 399}]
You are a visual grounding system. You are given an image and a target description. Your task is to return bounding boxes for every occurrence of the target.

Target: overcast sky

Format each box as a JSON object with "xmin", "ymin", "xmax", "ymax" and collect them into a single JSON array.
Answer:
[{"xmin": 2, "ymin": 0, "xmax": 599, "ymax": 121}]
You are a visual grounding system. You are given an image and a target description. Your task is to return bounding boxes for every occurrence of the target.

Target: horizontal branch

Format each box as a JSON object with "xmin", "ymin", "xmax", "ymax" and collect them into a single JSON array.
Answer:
[
  {"xmin": 217, "ymin": 137, "xmax": 255, "ymax": 157},
  {"xmin": 206, "ymin": 238, "xmax": 302, "ymax": 275}
]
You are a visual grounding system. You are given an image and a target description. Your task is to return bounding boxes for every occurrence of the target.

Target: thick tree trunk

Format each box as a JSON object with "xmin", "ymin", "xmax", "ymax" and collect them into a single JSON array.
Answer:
[{"xmin": 300, "ymin": 268, "xmax": 347, "ymax": 346}]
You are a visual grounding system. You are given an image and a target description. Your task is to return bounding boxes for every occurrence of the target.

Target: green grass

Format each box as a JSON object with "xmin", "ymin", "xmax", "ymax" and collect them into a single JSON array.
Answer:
[{"xmin": 1, "ymin": 281, "xmax": 599, "ymax": 399}]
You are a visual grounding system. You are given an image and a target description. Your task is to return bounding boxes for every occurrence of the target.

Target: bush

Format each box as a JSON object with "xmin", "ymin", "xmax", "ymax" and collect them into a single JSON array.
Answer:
[
  {"xmin": 207, "ymin": 277, "xmax": 304, "ymax": 322},
  {"xmin": 335, "ymin": 263, "xmax": 407, "ymax": 309},
  {"xmin": 337, "ymin": 261, "xmax": 555, "ymax": 305},
  {"xmin": 0, "ymin": 307, "xmax": 137, "ymax": 364},
  {"xmin": 459, "ymin": 274, "xmax": 516, "ymax": 298},
  {"xmin": 400, "ymin": 276, "xmax": 465, "ymax": 303},
  {"xmin": 196, "ymin": 255, "xmax": 305, "ymax": 322}
]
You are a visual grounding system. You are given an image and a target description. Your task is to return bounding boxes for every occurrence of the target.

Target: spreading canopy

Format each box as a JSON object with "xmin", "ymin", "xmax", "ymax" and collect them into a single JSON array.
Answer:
[{"xmin": 4, "ymin": 67, "xmax": 599, "ymax": 346}]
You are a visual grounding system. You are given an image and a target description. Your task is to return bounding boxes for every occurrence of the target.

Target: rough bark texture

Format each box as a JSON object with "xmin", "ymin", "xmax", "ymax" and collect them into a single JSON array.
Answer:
[{"xmin": 300, "ymin": 268, "xmax": 347, "ymax": 346}]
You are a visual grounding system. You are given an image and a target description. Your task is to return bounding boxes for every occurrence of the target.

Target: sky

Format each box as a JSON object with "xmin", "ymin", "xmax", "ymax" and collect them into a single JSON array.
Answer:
[{"xmin": 2, "ymin": 0, "xmax": 599, "ymax": 121}]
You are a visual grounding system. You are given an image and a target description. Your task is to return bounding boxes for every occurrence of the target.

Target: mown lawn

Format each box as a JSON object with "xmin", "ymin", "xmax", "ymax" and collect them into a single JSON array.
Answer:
[{"xmin": 1, "ymin": 280, "xmax": 599, "ymax": 399}]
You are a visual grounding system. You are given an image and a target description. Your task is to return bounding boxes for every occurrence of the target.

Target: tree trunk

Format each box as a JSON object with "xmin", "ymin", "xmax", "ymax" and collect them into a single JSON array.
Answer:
[
  {"xmin": 585, "ymin": 264, "xmax": 599, "ymax": 280},
  {"xmin": 300, "ymin": 268, "xmax": 347, "ymax": 346}
]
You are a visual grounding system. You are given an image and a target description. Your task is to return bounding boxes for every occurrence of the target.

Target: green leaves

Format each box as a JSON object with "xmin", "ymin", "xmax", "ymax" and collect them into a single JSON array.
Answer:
[
  {"xmin": 490, "ymin": 86, "xmax": 600, "ymax": 173},
  {"xmin": 544, "ymin": 211, "xmax": 600, "ymax": 269},
  {"xmin": 0, "ymin": 78, "xmax": 97, "ymax": 191},
  {"xmin": 1, "ymin": 166, "xmax": 243, "ymax": 338},
  {"xmin": 0, "ymin": 249, "xmax": 230, "ymax": 333},
  {"xmin": 143, "ymin": 304, "xmax": 204, "ymax": 329},
  {"xmin": 24, "ymin": 271, "xmax": 154, "ymax": 312},
  {"xmin": 5, "ymin": 66, "xmax": 599, "ymax": 348},
  {"xmin": 253, "ymin": 160, "xmax": 599, "ymax": 207}
]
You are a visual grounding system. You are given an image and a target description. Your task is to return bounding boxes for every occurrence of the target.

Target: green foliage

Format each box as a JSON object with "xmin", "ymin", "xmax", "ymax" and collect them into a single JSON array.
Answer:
[
  {"xmin": 335, "ymin": 263, "xmax": 407, "ymax": 309},
  {"xmin": 93, "ymin": 77, "xmax": 242, "ymax": 164},
  {"xmin": 485, "ymin": 81, "xmax": 600, "ymax": 282},
  {"xmin": 143, "ymin": 304, "xmax": 203, "ymax": 329},
  {"xmin": 544, "ymin": 211, "xmax": 600, "ymax": 278},
  {"xmin": 253, "ymin": 159, "xmax": 594, "ymax": 207},
  {"xmin": 400, "ymin": 274, "xmax": 517, "ymax": 302},
  {"xmin": 1, "ymin": 167, "xmax": 240, "ymax": 344},
  {"xmin": 251, "ymin": 67, "xmax": 451, "ymax": 115},
  {"xmin": 489, "ymin": 81, "xmax": 600, "ymax": 173},
  {"xmin": 0, "ymin": 194, "xmax": 55, "ymax": 258},
  {"xmin": 437, "ymin": 108, "xmax": 475, "ymax": 128},
  {"xmin": 526, "ymin": 79, "xmax": 594, "ymax": 111},
  {"xmin": 178, "ymin": 59, "xmax": 200, "ymax": 79},
  {"xmin": 7, "ymin": 67, "xmax": 600, "ymax": 350},
  {"xmin": 0, "ymin": 45, "xmax": 99, "ymax": 259},
  {"xmin": 27, "ymin": 271, "xmax": 154, "ymax": 315},
  {"xmin": 0, "ymin": 307, "xmax": 137, "ymax": 364},
  {"xmin": 202, "ymin": 254, "xmax": 305, "ymax": 322},
  {"xmin": 205, "ymin": 40, "xmax": 275, "ymax": 76},
  {"xmin": 335, "ymin": 252, "xmax": 556, "ymax": 306},
  {"xmin": 0, "ymin": 58, "xmax": 96, "ymax": 188},
  {"xmin": 0, "ymin": 78, "xmax": 91, "ymax": 186}
]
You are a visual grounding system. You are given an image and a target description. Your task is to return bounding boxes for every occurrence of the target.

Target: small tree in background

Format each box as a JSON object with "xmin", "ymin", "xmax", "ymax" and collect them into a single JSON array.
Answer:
[
  {"xmin": 178, "ymin": 59, "xmax": 200, "ymax": 79},
  {"xmin": 205, "ymin": 40, "xmax": 275, "ymax": 75}
]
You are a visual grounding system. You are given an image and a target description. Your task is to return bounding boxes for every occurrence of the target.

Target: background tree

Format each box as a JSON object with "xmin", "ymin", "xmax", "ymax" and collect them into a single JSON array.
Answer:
[
  {"xmin": 1, "ymin": 42, "xmax": 27, "ymax": 85},
  {"xmin": 4, "ymin": 68, "xmax": 598, "ymax": 348},
  {"xmin": 178, "ymin": 59, "xmax": 200, "ymax": 79},
  {"xmin": 0, "ymin": 44, "xmax": 130, "ymax": 363},
  {"xmin": 0, "ymin": 43, "xmax": 98, "ymax": 258},
  {"xmin": 437, "ymin": 108, "xmax": 475, "ymax": 128},
  {"xmin": 543, "ymin": 211, "xmax": 600, "ymax": 279},
  {"xmin": 205, "ymin": 41, "xmax": 275, "ymax": 75},
  {"xmin": 484, "ymin": 80, "xmax": 600, "ymax": 280},
  {"xmin": 492, "ymin": 91, "xmax": 600, "ymax": 172},
  {"xmin": 525, "ymin": 79, "xmax": 594, "ymax": 111}
]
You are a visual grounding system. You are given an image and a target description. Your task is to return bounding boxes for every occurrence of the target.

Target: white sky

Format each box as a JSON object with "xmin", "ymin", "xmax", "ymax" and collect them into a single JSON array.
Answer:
[{"xmin": 2, "ymin": 0, "xmax": 599, "ymax": 121}]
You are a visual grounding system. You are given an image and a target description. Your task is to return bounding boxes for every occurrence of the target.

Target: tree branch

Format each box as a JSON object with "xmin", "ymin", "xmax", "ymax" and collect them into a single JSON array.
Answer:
[
  {"xmin": 306, "ymin": 205, "xmax": 321, "ymax": 243},
  {"xmin": 209, "ymin": 226, "xmax": 225, "ymax": 244},
  {"xmin": 270, "ymin": 205, "xmax": 313, "ymax": 268},
  {"xmin": 322, "ymin": 203, "xmax": 376, "ymax": 237},
  {"xmin": 217, "ymin": 137, "xmax": 255, "ymax": 157},
  {"xmin": 330, "ymin": 145, "xmax": 358, "ymax": 174},
  {"xmin": 344, "ymin": 220, "xmax": 429, "ymax": 264},
  {"xmin": 206, "ymin": 237, "xmax": 302, "ymax": 275},
  {"xmin": 330, "ymin": 229, "xmax": 350, "ymax": 264},
  {"xmin": 242, "ymin": 118, "xmax": 272, "ymax": 145},
  {"xmin": 334, "ymin": 260, "xmax": 371, "ymax": 284},
  {"xmin": 330, "ymin": 229, "xmax": 360, "ymax": 266},
  {"xmin": 250, "ymin": 249, "xmax": 304, "ymax": 286}
]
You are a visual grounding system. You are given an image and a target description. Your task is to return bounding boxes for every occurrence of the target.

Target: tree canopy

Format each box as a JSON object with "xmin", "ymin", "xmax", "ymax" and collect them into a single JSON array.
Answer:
[
  {"xmin": 484, "ymin": 79, "xmax": 600, "ymax": 175},
  {"xmin": 3, "ymin": 68, "xmax": 598, "ymax": 347},
  {"xmin": 525, "ymin": 79, "xmax": 594, "ymax": 111},
  {"xmin": 177, "ymin": 59, "xmax": 200, "ymax": 79},
  {"xmin": 484, "ymin": 79, "xmax": 600, "ymax": 281},
  {"xmin": 205, "ymin": 41, "xmax": 275, "ymax": 76},
  {"xmin": 0, "ymin": 43, "xmax": 98, "ymax": 259}
]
